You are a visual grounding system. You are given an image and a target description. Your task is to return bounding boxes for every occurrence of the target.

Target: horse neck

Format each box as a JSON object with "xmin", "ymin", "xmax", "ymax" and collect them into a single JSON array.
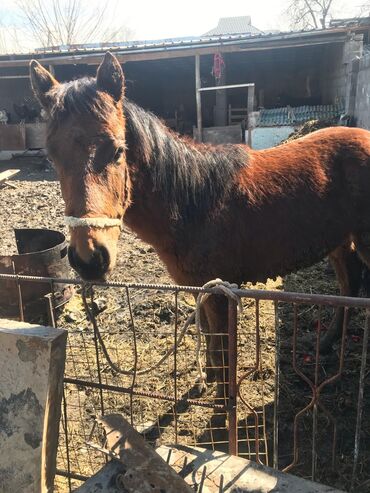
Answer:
[
  {"xmin": 124, "ymin": 161, "xmax": 176, "ymax": 251},
  {"xmin": 122, "ymin": 100, "xmax": 247, "ymax": 252}
]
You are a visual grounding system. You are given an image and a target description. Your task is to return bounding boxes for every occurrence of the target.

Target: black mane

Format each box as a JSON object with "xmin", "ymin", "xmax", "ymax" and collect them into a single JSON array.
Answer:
[{"xmin": 48, "ymin": 77, "xmax": 249, "ymax": 220}]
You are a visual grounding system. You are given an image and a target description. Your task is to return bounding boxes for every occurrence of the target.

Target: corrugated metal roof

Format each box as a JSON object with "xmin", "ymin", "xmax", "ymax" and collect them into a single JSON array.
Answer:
[
  {"xmin": 258, "ymin": 104, "xmax": 345, "ymax": 127},
  {"xmin": 11, "ymin": 28, "xmax": 342, "ymax": 57},
  {"xmin": 202, "ymin": 16, "xmax": 263, "ymax": 36},
  {"xmin": 0, "ymin": 25, "xmax": 364, "ymax": 64}
]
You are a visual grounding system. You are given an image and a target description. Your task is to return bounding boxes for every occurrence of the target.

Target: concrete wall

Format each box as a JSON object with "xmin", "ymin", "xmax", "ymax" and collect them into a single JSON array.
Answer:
[
  {"xmin": 0, "ymin": 319, "xmax": 67, "ymax": 492},
  {"xmin": 320, "ymin": 43, "xmax": 347, "ymax": 104},
  {"xmin": 252, "ymin": 126, "xmax": 295, "ymax": 149},
  {"xmin": 354, "ymin": 53, "xmax": 370, "ymax": 129},
  {"xmin": 320, "ymin": 34, "xmax": 364, "ymax": 110},
  {"xmin": 199, "ymin": 125, "xmax": 242, "ymax": 144}
]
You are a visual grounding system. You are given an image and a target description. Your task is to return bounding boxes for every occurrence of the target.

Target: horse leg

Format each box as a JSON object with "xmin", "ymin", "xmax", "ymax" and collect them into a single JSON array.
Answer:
[
  {"xmin": 352, "ymin": 232, "xmax": 370, "ymax": 299},
  {"xmin": 320, "ymin": 242, "xmax": 363, "ymax": 352},
  {"xmin": 202, "ymin": 295, "xmax": 229, "ymax": 401},
  {"xmin": 199, "ymin": 306, "xmax": 217, "ymax": 382}
]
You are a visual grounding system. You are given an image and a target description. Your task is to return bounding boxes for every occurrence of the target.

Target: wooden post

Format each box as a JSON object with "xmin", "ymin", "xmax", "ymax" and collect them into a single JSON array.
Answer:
[
  {"xmin": 247, "ymin": 84, "xmax": 255, "ymax": 147},
  {"xmin": 195, "ymin": 55, "xmax": 202, "ymax": 142}
]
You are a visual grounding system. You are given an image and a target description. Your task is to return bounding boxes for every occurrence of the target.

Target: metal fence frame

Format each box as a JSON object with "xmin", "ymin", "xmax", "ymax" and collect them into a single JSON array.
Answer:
[{"xmin": 0, "ymin": 272, "xmax": 369, "ymax": 492}]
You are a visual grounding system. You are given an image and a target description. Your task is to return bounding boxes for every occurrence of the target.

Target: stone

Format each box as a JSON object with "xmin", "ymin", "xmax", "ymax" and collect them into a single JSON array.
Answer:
[{"xmin": 0, "ymin": 319, "xmax": 67, "ymax": 493}]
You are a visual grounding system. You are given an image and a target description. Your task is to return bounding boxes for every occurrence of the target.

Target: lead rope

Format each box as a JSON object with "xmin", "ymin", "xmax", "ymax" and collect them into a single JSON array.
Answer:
[{"xmin": 82, "ymin": 279, "xmax": 243, "ymax": 390}]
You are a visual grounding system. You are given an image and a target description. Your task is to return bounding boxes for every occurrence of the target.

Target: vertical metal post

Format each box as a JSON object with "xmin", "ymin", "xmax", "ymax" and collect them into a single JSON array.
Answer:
[
  {"xmin": 350, "ymin": 310, "xmax": 369, "ymax": 491},
  {"xmin": 228, "ymin": 298, "xmax": 238, "ymax": 456},
  {"xmin": 12, "ymin": 261, "xmax": 24, "ymax": 322},
  {"xmin": 174, "ymin": 289, "xmax": 179, "ymax": 444},
  {"xmin": 247, "ymin": 85, "xmax": 255, "ymax": 147},
  {"xmin": 195, "ymin": 55, "xmax": 202, "ymax": 142},
  {"xmin": 273, "ymin": 301, "xmax": 280, "ymax": 469}
]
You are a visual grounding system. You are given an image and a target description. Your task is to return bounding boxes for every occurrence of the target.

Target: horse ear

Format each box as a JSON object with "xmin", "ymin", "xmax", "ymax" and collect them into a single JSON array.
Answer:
[
  {"xmin": 96, "ymin": 52, "xmax": 124, "ymax": 103},
  {"xmin": 29, "ymin": 60, "xmax": 59, "ymax": 109}
]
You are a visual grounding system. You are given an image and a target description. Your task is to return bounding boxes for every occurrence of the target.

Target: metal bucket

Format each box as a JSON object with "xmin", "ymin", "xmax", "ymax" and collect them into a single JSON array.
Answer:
[{"xmin": 0, "ymin": 228, "xmax": 73, "ymax": 321}]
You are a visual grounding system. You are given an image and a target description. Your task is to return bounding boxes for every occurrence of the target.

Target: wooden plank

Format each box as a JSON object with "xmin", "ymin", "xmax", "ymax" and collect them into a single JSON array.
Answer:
[
  {"xmin": 76, "ymin": 414, "xmax": 193, "ymax": 493},
  {"xmin": 0, "ymin": 168, "xmax": 20, "ymax": 183},
  {"xmin": 195, "ymin": 55, "xmax": 202, "ymax": 142}
]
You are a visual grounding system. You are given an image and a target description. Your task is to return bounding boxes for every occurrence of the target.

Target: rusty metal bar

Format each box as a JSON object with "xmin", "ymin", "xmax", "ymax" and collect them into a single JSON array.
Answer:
[
  {"xmin": 56, "ymin": 468, "xmax": 89, "ymax": 482},
  {"xmin": 82, "ymin": 286, "xmax": 105, "ymax": 416},
  {"xmin": 273, "ymin": 300, "xmax": 280, "ymax": 469},
  {"xmin": 228, "ymin": 298, "xmax": 238, "ymax": 456},
  {"xmin": 174, "ymin": 289, "xmax": 179, "ymax": 444},
  {"xmin": 350, "ymin": 311, "xmax": 370, "ymax": 492},
  {"xmin": 12, "ymin": 262, "xmax": 24, "ymax": 321},
  {"xmin": 125, "ymin": 286, "xmax": 137, "ymax": 427},
  {"xmin": 1, "ymin": 272, "xmax": 370, "ymax": 308},
  {"xmin": 312, "ymin": 306, "xmax": 322, "ymax": 481},
  {"xmin": 198, "ymin": 465, "xmax": 207, "ymax": 492},
  {"xmin": 63, "ymin": 377, "xmax": 227, "ymax": 410},
  {"xmin": 62, "ymin": 388, "xmax": 72, "ymax": 492}
]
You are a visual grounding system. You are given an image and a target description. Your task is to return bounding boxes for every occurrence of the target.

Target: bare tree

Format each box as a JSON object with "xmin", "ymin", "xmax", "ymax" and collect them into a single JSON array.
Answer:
[
  {"xmin": 285, "ymin": 0, "xmax": 335, "ymax": 29},
  {"xmin": 357, "ymin": 2, "xmax": 370, "ymax": 16},
  {"xmin": 14, "ymin": 0, "xmax": 134, "ymax": 48}
]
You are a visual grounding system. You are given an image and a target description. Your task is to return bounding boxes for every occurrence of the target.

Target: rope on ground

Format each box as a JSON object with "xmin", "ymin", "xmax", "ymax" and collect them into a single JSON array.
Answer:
[{"xmin": 82, "ymin": 279, "xmax": 243, "ymax": 389}]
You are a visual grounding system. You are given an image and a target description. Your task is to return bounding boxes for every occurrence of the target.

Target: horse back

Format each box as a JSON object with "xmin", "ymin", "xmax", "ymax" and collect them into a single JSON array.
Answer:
[{"xmin": 243, "ymin": 126, "xmax": 370, "ymax": 202}]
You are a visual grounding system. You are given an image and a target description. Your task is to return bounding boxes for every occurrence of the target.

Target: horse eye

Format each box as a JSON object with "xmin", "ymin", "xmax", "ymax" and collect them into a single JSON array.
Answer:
[{"xmin": 114, "ymin": 146, "xmax": 124, "ymax": 162}]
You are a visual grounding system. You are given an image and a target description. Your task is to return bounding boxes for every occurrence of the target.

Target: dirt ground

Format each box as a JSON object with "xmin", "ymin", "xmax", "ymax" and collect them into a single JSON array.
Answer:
[{"xmin": 0, "ymin": 160, "xmax": 369, "ymax": 492}]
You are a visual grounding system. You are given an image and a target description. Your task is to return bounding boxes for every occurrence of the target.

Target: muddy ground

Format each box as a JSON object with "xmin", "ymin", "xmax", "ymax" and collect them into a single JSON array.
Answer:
[{"xmin": 0, "ymin": 160, "xmax": 369, "ymax": 492}]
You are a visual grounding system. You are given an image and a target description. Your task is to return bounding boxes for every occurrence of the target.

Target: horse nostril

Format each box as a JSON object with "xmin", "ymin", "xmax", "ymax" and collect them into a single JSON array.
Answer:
[
  {"xmin": 95, "ymin": 244, "xmax": 110, "ymax": 271},
  {"xmin": 67, "ymin": 244, "xmax": 110, "ymax": 280}
]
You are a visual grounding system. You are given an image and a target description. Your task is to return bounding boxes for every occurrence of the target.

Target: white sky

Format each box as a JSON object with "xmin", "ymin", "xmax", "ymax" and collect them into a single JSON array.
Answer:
[
  {"xmin": 98, "ymin": 0, "xmax": 364, "ymax": 39},
  {"xmin": 0, "ymin": 0, "xmax": 365, "ymax": 46}
]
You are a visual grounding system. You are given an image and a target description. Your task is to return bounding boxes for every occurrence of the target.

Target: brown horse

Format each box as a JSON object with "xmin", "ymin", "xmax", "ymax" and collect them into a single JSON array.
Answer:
[{"xmin": 30, "ymin": 53, "xmax": 370, "ymax": 380}]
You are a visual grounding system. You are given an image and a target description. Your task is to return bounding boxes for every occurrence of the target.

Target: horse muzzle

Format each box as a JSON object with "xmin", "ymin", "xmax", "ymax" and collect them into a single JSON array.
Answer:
[
  {"xmin": 68, "ymin": 243, "xmax": 111, "ymax": 281},
  {"xmin": 65, "ymin": 216, "xmax": 121, "ymax": 280}
]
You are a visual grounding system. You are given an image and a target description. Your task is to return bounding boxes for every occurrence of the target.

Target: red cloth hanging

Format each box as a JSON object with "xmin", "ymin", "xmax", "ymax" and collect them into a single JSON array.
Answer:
[{"xmin": 212, "ymin": 53, "xmax": 225, "ymax": 81}]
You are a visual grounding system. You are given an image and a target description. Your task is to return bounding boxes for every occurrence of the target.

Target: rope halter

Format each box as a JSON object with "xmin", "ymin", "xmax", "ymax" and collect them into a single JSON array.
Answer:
[{"xmin": 64, "ymin": 216, "xmax": 122, "ymax": 229}]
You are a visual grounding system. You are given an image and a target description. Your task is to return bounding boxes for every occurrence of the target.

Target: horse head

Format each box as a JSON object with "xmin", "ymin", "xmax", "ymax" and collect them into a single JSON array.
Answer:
[{"xmin": 30, "ymin": 52, "xmax": 130, "ymax": 280}]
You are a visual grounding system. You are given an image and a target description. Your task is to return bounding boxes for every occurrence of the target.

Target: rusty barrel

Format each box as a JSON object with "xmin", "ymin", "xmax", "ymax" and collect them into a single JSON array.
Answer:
[{"xmin": 0, "ymin": 228, "xmax": 73, "ymax": 321}]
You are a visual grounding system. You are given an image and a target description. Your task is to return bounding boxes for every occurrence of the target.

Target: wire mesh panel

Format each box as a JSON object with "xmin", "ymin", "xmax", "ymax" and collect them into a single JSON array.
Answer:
[{"xmin": 0, "ymin": 273, "xmax": 369, "ymax": 492}]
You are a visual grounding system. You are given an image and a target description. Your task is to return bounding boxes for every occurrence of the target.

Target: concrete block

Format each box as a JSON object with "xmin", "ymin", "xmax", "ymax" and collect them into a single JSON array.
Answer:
[
  {"xmin": 156, "ymin": 445, "xmax": 345, "ymax": 492},
  {"xmin": 201, "ymin": 125, "xmax": 242, "ymax": 144},
  {"xmin": 0, "ymin": 319, "xmax": 67, "ymax": 493}
]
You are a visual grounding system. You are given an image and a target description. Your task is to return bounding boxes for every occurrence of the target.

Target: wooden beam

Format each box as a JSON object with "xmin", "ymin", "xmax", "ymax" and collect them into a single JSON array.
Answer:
[
  {"xmin": 195, "ymin": 55, "xmax": 202, "ymax": 142},
  {"xmin": 0, "ymin": 169, "xmax": 20, "ymax": 184},
  {"xmin": 76, "ymin": 414, "xmax": 193, "ymax": 493},
  {"xmin": 0, "ymin": 75, "xmax": 29, "ymax": 79},
  {"xmin": 247, "ymin": 85, "xmax": 255, "ymax": 146},
  {"xmin": 199, "ymin": 82, "xmax": 254, "ymax": 91}
]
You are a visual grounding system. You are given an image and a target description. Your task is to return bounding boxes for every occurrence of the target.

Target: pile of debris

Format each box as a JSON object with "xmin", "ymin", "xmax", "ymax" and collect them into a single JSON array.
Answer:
[{"xmin": 282, "ymin": 118, "xmax": 342, "ymax": 143}]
